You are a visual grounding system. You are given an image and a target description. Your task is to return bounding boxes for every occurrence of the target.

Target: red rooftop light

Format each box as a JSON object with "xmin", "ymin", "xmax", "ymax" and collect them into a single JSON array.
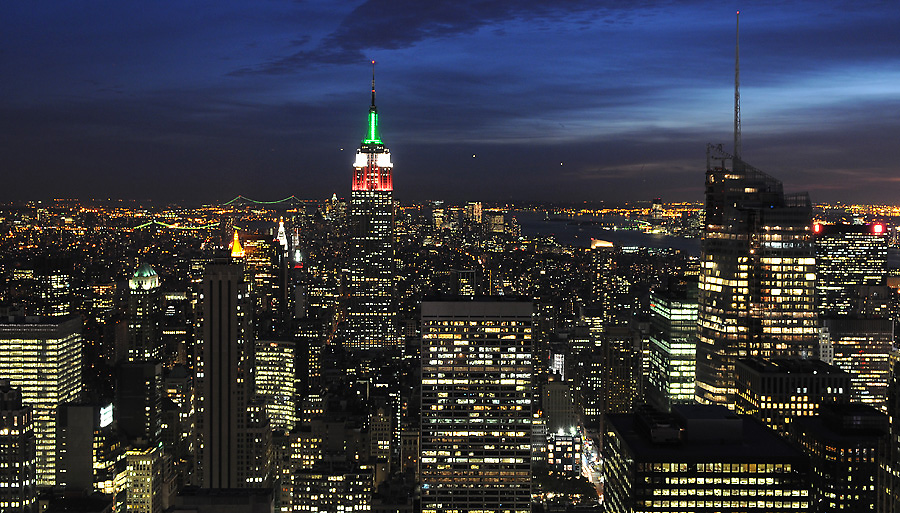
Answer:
[{"xmin": 873, "ymin": 224, "xmax": 885, "ymax": 234}]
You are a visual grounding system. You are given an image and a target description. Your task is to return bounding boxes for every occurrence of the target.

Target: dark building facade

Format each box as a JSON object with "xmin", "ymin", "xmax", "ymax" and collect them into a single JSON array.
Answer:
[{"xmin": 603, "ymin": 404, "xmax": 812, "ymax": 512}]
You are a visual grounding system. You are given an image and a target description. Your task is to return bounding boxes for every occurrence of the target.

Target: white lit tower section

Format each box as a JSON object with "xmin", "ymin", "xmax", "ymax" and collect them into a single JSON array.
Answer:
[{"xmin": 347, "ymin": 62, "xmax": 397, "ymax": 349}]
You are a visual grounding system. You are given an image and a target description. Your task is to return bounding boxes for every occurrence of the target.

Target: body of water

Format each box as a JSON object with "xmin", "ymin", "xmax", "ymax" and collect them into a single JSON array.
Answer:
[{"xmin": 514, "ymin": 211, "xmax": 700, "ymax": 256}]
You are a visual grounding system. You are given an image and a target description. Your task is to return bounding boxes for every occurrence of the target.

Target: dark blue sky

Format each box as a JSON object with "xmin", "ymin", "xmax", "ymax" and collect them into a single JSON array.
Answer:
[{"xmin": 3, "ymin": 1, "xmax": 899, "ymax": 204}]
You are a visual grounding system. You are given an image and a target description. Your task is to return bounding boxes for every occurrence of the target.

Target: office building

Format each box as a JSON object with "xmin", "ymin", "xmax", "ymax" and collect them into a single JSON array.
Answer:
[
  {"xmin": 814, "ymin": 222, "xmax": 888, "ymax": 317},
  {"xmin": 256, "ymin": 339, "xmax": 299, "ymax": 433},
  {"xmin": 0, "ymin": 379, "xmax": 36, "ymax": 513},
  {"xmin": 116, "ymin": 361, "xmax": 163, "ymax": 446},
  {"xmin": 647, "ymin": 286, "xmax": 698, "ymax": 410},
  {"xmin": 56, "ymin": 402, "xmax": 126, "ymax": 507},
  {"xmin": 603, "ymin": 404, "xmax": 811, "ymax": 512},
  {"xmin": 734, "ymin": 357, "xmax": 850, "ymax": 434},
  {"xmin": 697, "ymin": 146, "xmax": 817, "ymax": 406},
  {"xmin": 879, "ymin": 358, "xmax": 900, "ymax": 511},
  {"xmin": 790, "ymin": 403, "xmax": 887, "ymax": 512},
  {"xmin": 197, "ymin": 263, "xmax": 269, "ymax": 488},
  {"xmin": 420, "ymin": 299, "xmax": 533, "ymax": 513},
  {"xmin": 346, "ymin": 67, "xmax": 396, "ymax": 349},
  {"xmin": 126, "ymin": 445, "xmax": 163, "ymax": 513},
  {"xmin": 127, "ymin": 262, "xmax": 162, "ymax": 362},
  {"xmin": 600, "ymin": 325, "xmax": 642, "ymax": 415},
  {"xmin": 0, "ymin": 315, "xmax": 83, "ymax": 486},
  {"xmin": 823, "ymin": 317, "xmax": 893, "ymax": 409}
]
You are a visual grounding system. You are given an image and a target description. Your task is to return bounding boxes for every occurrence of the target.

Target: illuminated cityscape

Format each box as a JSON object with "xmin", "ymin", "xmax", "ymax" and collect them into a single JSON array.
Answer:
[{"xmin": 3, "ymin": 3, "xmax": 900, "ymax": 513}]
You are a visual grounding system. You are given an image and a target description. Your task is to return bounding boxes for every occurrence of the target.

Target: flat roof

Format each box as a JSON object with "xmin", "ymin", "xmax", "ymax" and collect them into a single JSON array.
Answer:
[{"xmin": 606, "ymin": 412, "xmax": 807, "ymax": 463}]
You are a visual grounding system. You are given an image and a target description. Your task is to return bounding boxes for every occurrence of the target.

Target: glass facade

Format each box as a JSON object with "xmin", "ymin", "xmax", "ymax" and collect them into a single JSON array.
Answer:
[{"xmin": 697, "ymin": 148, "xmax": 817, "ymax": 406}]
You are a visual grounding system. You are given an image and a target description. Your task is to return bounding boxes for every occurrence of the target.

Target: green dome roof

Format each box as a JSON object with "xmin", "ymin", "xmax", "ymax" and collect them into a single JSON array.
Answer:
[{"xmin": 134, "ymin": 262, "xmax": 157, "ymax": 278}]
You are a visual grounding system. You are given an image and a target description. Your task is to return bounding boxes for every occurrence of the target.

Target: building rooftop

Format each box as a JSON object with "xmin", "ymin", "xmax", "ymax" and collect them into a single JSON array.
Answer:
[
  {"xmin": 736, "ymin": 357, "xmax": 848, "ymax": 376},
  {"xmin": 607, "ymin": 405, "xmax": 806, "ymax": 463}
]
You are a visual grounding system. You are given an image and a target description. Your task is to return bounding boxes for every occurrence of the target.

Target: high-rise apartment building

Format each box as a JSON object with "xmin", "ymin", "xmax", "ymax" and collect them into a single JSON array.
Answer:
[
  {"xmin": 815, "ymin": 222, "xmax": 893, "ymax": 410},
  {"xmin": 57, "ymin": 402, "xmax": 126, "ymax": 507},
  {"xmin": 647, "ymin": 286, "xmax": 698, "ymax": 410},
  {"xmin": 0, "ymin": 315, "xmax": 82, "ymax": 486},
  {"xmin": 0, "ymin": 379, "xmax": 36, "ymax": 512},
  {"xmin": 697, "ymin": 146, "xmax": 817, "ymax": 406},
  {"xmin": 346, "ymin": 67, "xmax": 396, "ymax": 349},
  {"xmin": 420, "ymin": 299, "xmax": 533, "ymax": 513},
  {"xmin": 823, "ymin": 317, "xmax": 893, "ymax": 409}
]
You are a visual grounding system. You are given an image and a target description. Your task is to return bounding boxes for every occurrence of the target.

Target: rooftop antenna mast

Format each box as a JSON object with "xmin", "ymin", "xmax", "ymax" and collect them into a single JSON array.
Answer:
[
  {"xmin": 734, "ymin": 11, "xmax": 742, "ymax": 161},
  {"xmin": 371, "ymin": 60, "xmax": 376, "ymax": 108}
]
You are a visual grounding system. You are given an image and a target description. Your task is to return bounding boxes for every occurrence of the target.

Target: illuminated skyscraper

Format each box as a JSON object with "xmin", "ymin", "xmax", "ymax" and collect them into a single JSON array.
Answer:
[
  {"xmin": 127, "ymin": 262, "xmax": 162, "ymax": 362},
  {"xmin": 125, "ymin": 445, "xmax": 163, "ymax": 513},
  {"xmin": 0, "ymin": 316, "xmax": 82, "ymax": 486},
  {"xmin": 255, "ymin": 339, "xmax": 298, "ymax": 433},
  {"xmin": 420, "ymin": 299, "xmax": 533, "ymax": 513},
  {"xmin": 0, "ymin": 379, "xmax": 35, "ymax": 513},
  {"xmin": 696, "ymin": 145, "xmax": 817, "ymax": 406},
  {"xmin": 814, "ymin": 222, "xmax": 888, "ymax": 317},
  {"xmin": 647, "ymin": 286, "xmax": 698, "ymax": 410},
  {"xmin": 346, "ymin": 64, "xmax": 396, "ymax": 349}
]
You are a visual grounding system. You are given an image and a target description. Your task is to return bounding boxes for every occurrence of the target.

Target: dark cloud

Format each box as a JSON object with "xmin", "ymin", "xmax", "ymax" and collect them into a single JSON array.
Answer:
[{"xmin": 230, "ymin": 0, "xmax": 676, "ymax": 75}]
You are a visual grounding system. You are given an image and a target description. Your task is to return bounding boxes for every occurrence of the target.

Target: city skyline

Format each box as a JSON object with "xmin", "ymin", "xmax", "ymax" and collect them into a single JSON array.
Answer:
[{"xmin": 2, "ymin": 1, "xmax": 900, "ymax": 204}]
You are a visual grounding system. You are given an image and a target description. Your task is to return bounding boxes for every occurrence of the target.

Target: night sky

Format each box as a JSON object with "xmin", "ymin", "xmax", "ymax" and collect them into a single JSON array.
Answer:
[{"xmin": 3, "ymin": 1, "xmax": 899, "ymax": 204}]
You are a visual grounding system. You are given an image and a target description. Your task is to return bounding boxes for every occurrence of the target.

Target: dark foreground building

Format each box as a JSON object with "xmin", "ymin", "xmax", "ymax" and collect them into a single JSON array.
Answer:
[{"xmin": 603, "ymin": 404, "xmax": 811, "ymax": 512}]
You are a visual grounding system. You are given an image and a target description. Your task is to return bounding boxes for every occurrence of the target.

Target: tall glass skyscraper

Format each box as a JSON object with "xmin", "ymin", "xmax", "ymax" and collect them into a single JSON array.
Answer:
[
  {"xmin": 647, "ymin": 286, "xmax": 698, "ymax": 410},
  {"xmin": 696, "ymin": 146, "xmax": 817, "ymax": 406},
  {"xmin": 347, "ymin": 66, "xmax": 396, "ymax": 349}
]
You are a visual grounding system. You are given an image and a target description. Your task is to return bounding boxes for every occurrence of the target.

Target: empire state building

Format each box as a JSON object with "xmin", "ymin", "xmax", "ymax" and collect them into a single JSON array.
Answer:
[{"xmin": 346, "ymin": 63, "xmax": 397, "ymax": 349}]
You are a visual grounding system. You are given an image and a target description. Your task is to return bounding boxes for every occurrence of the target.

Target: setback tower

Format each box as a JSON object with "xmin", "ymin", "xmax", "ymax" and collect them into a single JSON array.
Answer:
[{"xmin": 347, "ymin": 62, "xmax": 396, "ymax": 349}]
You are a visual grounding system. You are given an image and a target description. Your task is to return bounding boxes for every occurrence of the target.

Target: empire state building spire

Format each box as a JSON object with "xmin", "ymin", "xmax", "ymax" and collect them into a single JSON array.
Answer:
[{"xmin": 363, "ymin": 60, "xmax": 382, "ymax": 146}]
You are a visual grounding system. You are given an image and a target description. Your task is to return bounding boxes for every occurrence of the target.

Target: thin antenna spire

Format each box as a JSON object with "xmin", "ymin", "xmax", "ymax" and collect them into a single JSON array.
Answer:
[
  {"xmin": 734, "ymin": 11, "xmax": 742, "ymax": 161},
  {"xmin": 371, "ymin": 60, "xmax": 376, "ymax": 108}
]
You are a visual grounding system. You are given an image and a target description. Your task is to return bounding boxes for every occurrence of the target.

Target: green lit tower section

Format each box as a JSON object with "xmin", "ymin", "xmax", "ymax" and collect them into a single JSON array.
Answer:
[{"xmin": 347, "ymin": 62, "xmax": 396, "ymax": 349}]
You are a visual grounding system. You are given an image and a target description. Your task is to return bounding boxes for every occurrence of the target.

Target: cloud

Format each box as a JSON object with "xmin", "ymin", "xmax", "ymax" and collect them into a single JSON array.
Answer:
[{"xmin": 230, "ymin": 0, "xmax": 672, "ymax": 75}]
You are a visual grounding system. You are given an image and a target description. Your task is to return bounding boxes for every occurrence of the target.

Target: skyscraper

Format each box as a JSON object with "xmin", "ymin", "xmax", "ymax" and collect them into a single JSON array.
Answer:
[
  {"xmin": 197, "ymin": 263, "xmax": 270, "ymax": 488},
  {"xmin": 0, "ymin": 315, "xmax": 82, "ymax": 486},
  {"xmin": 420, "ymin": 299, "xmax": 533, "ymax": 513},
  {"xmin": 696, "ymin": 14, "xmax": 818, "ymax": 407},
  {"xmin": 127, "ymin": 262, "xmax": 162, "ymax": 362},
  {"xmin": 696, "ymin": 149, "xmax": 817, "ymax": 406},
  {"xmin": 346, "ymin": 64, "xmax": 396, "ymax": 349},
  {"xmin": 0, "ymin": 379, "xmax": 35, "ymax": 513},
  {"xmin": 814, "ymin": 222, "xmax": 888, "ymax": 317},
  {"xmin": 647, "ymin": 286, "xmax": 698, "ymax": 410}
]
